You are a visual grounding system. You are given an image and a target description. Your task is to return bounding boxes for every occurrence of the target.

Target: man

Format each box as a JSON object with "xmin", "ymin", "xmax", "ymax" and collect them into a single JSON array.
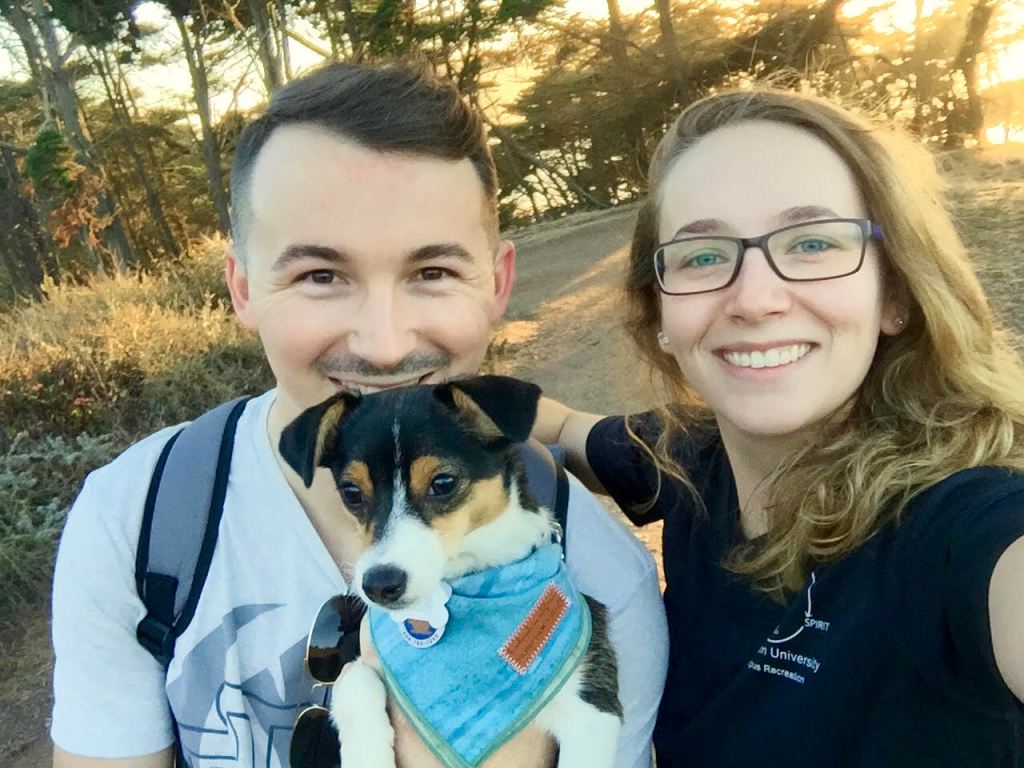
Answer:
[{"xmin": 50, "ymin": 61, "xmax": 667, "ymax": 768}]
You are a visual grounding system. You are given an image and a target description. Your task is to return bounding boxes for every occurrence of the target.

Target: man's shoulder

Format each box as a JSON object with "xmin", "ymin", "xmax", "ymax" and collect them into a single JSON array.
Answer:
[
  {"xmin": 562, "ymin": 474, "xmax": 659, "ymax": 603},
  {"xmin": 82, "ymin": 392, "xmax": 275, "ymax": 492},
  {"xmin": 81, "ymin": 424, "xmax": 186, "ymax": 495}
]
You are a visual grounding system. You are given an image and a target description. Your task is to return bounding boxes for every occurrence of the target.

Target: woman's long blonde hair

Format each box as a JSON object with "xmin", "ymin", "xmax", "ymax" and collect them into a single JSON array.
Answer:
[{"xmin": 625, "ymin": 88, "xmax": 1024, "ymax": 600}]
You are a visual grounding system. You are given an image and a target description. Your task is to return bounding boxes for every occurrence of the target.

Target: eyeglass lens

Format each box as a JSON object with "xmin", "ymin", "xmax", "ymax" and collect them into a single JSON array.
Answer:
[
  {"xmin": 306, "ymin": 594, "xmax": 366, "ymax": 683},
  {"xmin": 657, "ymin": 220, "xmax": 866, "ymax": 294},
  {"xmin": 291, "ymin": 706, "xmax": 341, "ymax": 768}
]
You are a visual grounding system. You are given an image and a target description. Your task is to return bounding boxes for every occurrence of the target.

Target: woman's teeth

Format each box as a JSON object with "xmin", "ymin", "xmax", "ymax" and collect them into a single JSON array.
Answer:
[{"xmin": 722, "ymin": 343, "xmax": 812, "ymax": 369}]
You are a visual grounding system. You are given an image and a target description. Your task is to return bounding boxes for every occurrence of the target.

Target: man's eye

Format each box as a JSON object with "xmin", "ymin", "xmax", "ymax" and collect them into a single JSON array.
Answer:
[
  {"xmin": 419, "ymin": 267, "xmax": 451, "ymax": 281},
  {"xmin": 301, "ymin": 270, "xmax": 337, "ymax": 284}
]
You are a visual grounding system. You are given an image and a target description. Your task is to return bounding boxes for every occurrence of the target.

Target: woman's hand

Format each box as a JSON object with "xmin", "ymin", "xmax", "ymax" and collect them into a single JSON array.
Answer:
[{"xmin": 532, "ymin": 397, "xmax": 608, "ymax": 494}]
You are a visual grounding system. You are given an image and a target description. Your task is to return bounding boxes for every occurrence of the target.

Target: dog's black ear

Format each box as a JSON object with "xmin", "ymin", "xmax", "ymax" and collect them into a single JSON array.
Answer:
[
  {"xmin": 279, "ymin": 392, "xmax": 361, "ymax": 487},
  {"xmin": 434, "ymin": 375, "xmax": 541, "ymax": 444}
]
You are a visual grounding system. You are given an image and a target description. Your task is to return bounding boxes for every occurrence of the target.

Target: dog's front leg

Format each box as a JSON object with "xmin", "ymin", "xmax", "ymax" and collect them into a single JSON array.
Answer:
[
  {"xmin": 332, "ymin": 658, "xmax": 395, "ymax": 768},
  {"xmin": 535, "ymin": 671, "xmax": 622, "ymax": 768}
]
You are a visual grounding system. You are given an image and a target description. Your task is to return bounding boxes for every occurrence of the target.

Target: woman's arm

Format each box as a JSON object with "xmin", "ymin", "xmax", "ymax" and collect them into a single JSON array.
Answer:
[
  {"xmin": 533, "ymin": 397, "xmax": 607, "ymax": 493},
  {"xmin": 989, "ymin": 534, "xmax": 1024, "ymax": 703}
]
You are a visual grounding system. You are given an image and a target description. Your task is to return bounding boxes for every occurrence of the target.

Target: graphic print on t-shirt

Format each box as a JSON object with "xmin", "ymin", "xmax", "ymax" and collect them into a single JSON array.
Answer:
[
  {"xmin": 168, "ymin": 604, "xmax": 315, "ymax": 768},
  {"xmin": 746, "ymin": 572, "xmax": 830, "ymax": 685}
]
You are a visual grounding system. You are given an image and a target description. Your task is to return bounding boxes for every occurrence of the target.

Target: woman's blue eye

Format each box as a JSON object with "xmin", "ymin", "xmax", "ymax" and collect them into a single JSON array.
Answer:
[
  {"xmin": 685, "ymin": 252, "xmax": 724, "ymax": 268},
  {"xmin": 793, "ymin": 238, "xmax": 833, "ymax": 254}
]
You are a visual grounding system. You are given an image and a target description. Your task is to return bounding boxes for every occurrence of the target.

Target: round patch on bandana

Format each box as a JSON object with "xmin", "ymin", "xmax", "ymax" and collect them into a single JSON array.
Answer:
[{"xmin": 400, "ymin": 618, "xmax": 446, "ymax": 648}]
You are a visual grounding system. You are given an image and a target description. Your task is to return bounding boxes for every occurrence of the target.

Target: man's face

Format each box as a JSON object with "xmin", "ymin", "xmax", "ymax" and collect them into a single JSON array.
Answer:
[{"xmin": 226, "ymin": 125, "xmax": 515, "ymax": 424}]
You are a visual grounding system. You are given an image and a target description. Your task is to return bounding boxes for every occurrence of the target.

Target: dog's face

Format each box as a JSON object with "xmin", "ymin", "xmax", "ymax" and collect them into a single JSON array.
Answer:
[{"xmin": 279, "ymin": 375, "xmax": 541, "ymax": 609}]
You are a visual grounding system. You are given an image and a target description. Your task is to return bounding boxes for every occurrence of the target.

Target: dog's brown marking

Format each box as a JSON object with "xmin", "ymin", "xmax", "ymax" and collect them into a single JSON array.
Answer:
[
  {"xmin": 409, "ymin": 455, "xmax": 444, "ymax": 499},
  {"xmin": 314, "ymin": 399, "xmax": 348, "ymax": 468},
  {"xmin": 343, "ymin": 460, "xmax": 372, "ymax": 494},
  {"xmin": 431, "ymin": 475, "xmax": 508, "ymax": 553},
  {"xmin": 340, "ymin": 461, "xmax": 376, "ymax": 543},
  {"xmin": 499, "ymin": 584, "xmax": 569, "ymax": 675},
  {"xmin": 451, "ymin": 387, "xmax": 504, "ymax": 441}
]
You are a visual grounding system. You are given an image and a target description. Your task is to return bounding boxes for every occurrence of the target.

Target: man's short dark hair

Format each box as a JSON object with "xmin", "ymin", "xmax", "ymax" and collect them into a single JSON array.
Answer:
[{"xmin": 229, "ymin": 61, "xmax": 498, "ymax": 264}]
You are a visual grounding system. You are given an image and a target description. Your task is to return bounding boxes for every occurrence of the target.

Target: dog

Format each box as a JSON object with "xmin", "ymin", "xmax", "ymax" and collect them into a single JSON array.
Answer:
[{"xmin": 280, "ymin": 375, "xmax": 622, "ymax": 768}]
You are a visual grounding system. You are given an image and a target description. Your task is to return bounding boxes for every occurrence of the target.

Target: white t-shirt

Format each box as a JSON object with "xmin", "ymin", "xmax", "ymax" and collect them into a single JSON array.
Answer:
[{"xmin": 51, "ymin": 390, "xmax": 668, "ymax": 767}]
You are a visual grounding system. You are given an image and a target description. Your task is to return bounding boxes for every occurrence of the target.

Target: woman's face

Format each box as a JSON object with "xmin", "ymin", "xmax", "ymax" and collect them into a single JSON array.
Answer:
[{"xmin": 656, "ymin": 120, "xmax": 902, "ymax": 444}]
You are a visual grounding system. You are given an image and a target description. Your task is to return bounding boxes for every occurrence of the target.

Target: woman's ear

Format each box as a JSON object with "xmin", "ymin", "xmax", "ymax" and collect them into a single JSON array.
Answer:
[{"xmin": 881, "ymin": 274, "xmax": 912, "ymax": 336}]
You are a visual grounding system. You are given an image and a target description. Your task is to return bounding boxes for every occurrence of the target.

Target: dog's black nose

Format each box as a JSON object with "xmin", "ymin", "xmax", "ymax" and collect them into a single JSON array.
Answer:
[{"xmin": 362, "ymin": 565, "xmax": 408, "ymax": 606}]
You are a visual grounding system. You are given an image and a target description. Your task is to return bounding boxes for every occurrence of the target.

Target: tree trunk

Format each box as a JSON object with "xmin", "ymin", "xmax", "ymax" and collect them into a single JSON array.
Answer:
[
  {"xmin": 910, "ymin": 0, "xmax": 928, "ymax": 136},
  {"xmin": 311, "ymin": 0, "xmax": 344, "ymax": 57},
  {"xmin": 248, "ymin": 0, "xmax": 283, "ymax": 92},
  {"xmin": 789, "ymin": 0, "xmax": 845, "ymax": 66},
  {"xmin": 15, "ymin": 0, "xmax": 136, "ymax": 272},
  {"xmin": 175, "ymin": 14, "xmax": 232, "ymax": 234},
  {"xmin": 276, "ymin": 0, "xmax": 292, "ymax": 80},
  {"xmin": 947, "ymin": 0, "xmax": 995, "ymax": 146},
  {"xmin": 336, "ymin": 0, "xmax": 363, "ymax": 60},
  {"xmin": 94, "ymin": 51, "xmax": 181, "ymax": 261},
  {"xmin": 652, "ymin": 0, "xmax": 681, "ymax": 76},
  {"xmin": 604, "ymin": 0, "xmax": 629, "ymax": 65},
  {"xmin": 0, "ymin": 143, "xmax": 50, "ymax": 298}
]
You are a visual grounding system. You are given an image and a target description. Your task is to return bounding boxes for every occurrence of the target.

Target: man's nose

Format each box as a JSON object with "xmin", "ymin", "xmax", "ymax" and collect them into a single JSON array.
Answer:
[
  {"xmin": 722, "ymin": 247, "xmax": 792, "ymax": 322},
  {"xmin": 346, "ymin": 286, "xmax": 417, "ymax": 368}
]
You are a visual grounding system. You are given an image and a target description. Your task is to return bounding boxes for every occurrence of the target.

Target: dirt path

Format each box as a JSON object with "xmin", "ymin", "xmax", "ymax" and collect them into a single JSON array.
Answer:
[{"xmin": 498, "ymin": 204, "xmax": 649, "ymax": 412}]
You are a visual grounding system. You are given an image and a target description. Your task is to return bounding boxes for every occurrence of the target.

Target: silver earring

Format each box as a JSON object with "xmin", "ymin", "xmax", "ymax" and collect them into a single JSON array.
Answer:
[
  {"xmin": 894, "ymin": 317, "xmax": 905, "ymax": 330},
  {"xmin": 657, "ymin": 331, "xmax": 670, "ymax": 346}
]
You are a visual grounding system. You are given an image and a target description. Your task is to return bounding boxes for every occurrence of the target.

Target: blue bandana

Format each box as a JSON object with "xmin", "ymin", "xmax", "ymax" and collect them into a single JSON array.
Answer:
[{"xmin": 368, "ymin": 543, "xmax": 591, "ymax": 767}]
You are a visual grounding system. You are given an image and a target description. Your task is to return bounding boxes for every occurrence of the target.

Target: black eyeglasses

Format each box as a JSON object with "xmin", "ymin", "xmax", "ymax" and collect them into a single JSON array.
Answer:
[
  {"xmin": 653, "ymin": 218, "xmax": 884, "ymax": 296},
  {"xmin": 290, "ymin": 594, "xmax": 367, "ymax": 768}
]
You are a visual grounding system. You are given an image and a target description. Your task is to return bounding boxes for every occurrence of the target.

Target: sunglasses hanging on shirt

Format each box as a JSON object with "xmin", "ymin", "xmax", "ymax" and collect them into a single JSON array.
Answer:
[{"xmin": 290, "ymin": 593, "xmax": 367, "ymax": 768}]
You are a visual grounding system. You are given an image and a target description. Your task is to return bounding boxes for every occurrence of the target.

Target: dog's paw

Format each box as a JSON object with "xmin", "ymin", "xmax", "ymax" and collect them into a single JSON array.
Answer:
[{"xmin": 333, "ymin": 660, "xmax": 396, "ymax": 768}]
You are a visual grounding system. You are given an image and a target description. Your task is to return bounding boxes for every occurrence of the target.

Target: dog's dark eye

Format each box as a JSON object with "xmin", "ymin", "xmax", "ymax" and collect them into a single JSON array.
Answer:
[
  {"xmin": 428, "ymin": 474, "xmax": 458, "ymax": 497},
  {"xmin": 340, "ymin": 482, "xmax": 365, "ymax": 507}
]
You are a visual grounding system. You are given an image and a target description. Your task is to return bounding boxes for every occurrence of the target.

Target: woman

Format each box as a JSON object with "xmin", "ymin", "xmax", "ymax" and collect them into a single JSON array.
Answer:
[{"xmin": 534, "ymin": 90, "xmax": 1024, "ymax": 766}]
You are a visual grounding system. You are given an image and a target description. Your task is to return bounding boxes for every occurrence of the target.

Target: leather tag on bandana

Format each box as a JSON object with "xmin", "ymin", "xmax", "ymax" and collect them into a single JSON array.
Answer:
[{"xmin": 499, "ymin": 584, "xmax": 569, "ymax": 674}]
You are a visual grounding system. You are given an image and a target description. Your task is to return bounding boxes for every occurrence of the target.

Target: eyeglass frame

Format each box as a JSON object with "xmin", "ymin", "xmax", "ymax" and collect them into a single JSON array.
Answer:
[{"xmin": 652, "ymin": 218, "xmax": 885, "ymax": 296}]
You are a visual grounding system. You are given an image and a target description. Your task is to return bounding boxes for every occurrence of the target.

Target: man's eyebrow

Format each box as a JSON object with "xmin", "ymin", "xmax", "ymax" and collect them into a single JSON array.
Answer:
[
  {"xmin": 671, "ymin": 218, "xmax": 729, "ymax": 238},
  {"xmin": 271, "ymin": 244, "xmax": 350, "ymax": 272},
  {"xmin": 407, "ymin": 243, "xmax": 475, "ymax": 264},
  {"xmin": 777, "ymin": 205, "xmax": 840, "ymax": 225}
]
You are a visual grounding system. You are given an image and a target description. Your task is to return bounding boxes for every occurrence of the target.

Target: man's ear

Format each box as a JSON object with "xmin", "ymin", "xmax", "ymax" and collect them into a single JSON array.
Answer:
[
  {"xmin": 225, "ymin": 245, "xmax": 256, "ymax": 331},
  {"xmin": 434, "ymin": 375, "xmax": 541, "ymax": 444},
  {"xmin": 278, "ymin": 393, "xmax": 361, "ymax": 487},
  {"xmin": 489, "ymin": 239, "xmax": 516, "ymax": 324}
]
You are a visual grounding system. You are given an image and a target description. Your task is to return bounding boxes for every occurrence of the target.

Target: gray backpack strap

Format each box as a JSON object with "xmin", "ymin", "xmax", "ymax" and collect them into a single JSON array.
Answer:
[
  {"xmin": 516, "ymin": 440, "xmax": 570, "ymax": 550},
  {"xmin": 135, "ymin": 397, "xmax": 251, "ymax": 668}
]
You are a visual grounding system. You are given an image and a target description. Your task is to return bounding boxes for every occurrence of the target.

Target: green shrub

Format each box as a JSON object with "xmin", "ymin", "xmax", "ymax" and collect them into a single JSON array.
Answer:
[
  {"xmin": 0, "ymin": 431, "xmax": 120, "ymax": 622},
  {"xmin": 0, "ymin": 238, "xmax": 273, "ymax": 442},
  {"xmin": 0, "ymin": 237, "xmax": 273, "ymax": 628}
]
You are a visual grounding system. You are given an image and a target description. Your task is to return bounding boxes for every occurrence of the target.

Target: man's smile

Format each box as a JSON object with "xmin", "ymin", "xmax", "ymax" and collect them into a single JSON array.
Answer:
[{"xmin": 328, "ymin": 371, "xmax": 437, "ymax": 394}]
